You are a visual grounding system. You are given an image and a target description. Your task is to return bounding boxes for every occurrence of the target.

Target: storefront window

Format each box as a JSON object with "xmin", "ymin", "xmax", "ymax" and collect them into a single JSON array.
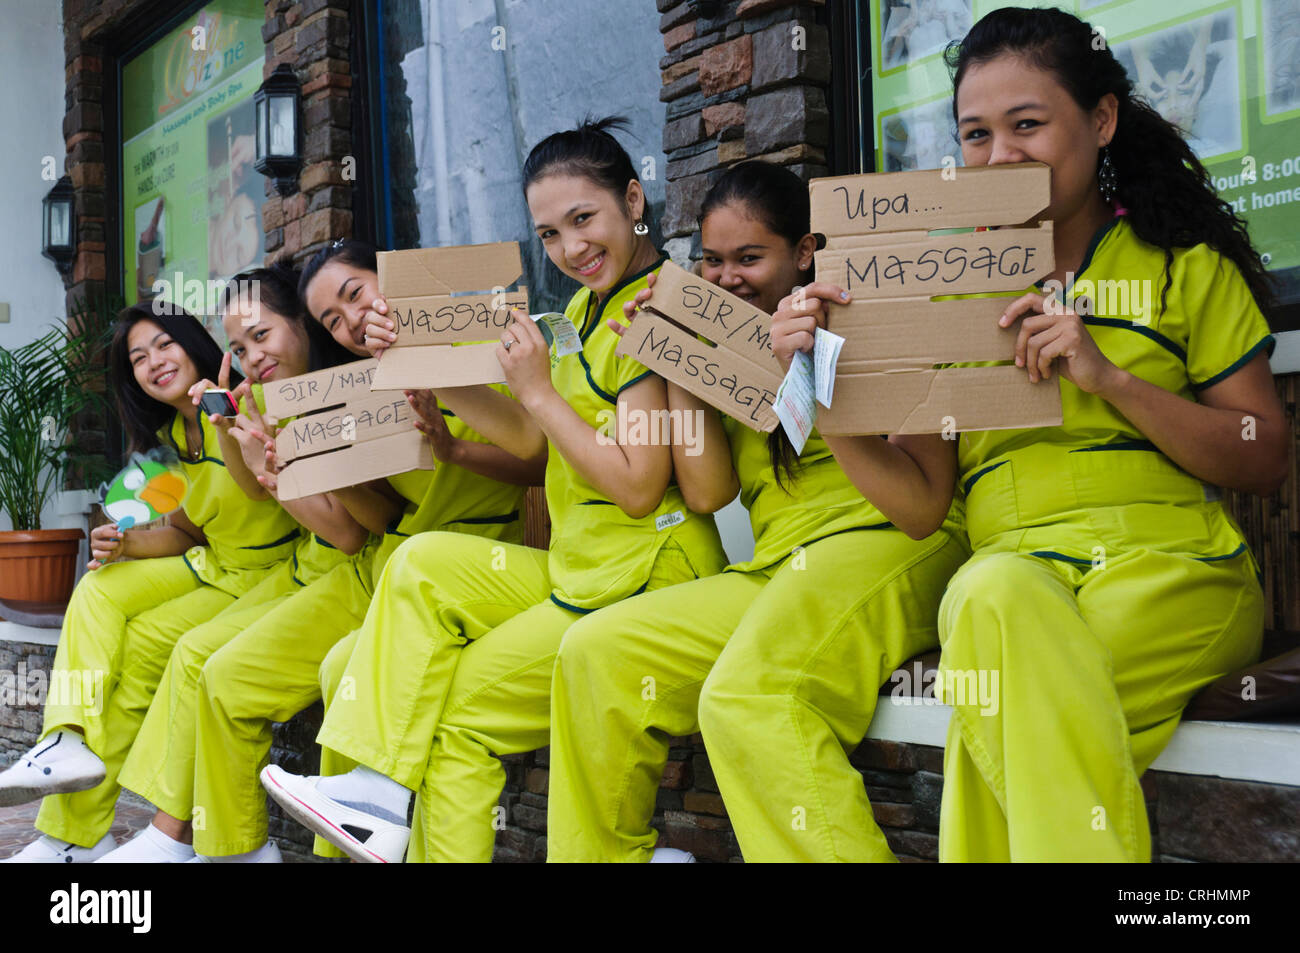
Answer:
[
  {"xmin": 120, "ymin": 0, "xmax": 266, "ymax": 344},
  {"xmin": 371, "ymin": 0, "xmax": 668, "ymax": 313}
]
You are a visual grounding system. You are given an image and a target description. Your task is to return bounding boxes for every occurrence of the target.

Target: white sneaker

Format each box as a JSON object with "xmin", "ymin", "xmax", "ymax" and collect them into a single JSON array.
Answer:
[
  {"xmin": 94, "ymin": 822, "xmax": 195, "ymax": 863},
  {"xmin": 1, "ymin": 833, "xmax": 115, "ymax": 864},
  {"xmin": 0, "ymin": 731, "xmax": 106, "ymax": 807},
  {"xmin": 192, "ymin": 840, "xmax": 283, "ymax": 864},
  {"xmin": 650, "ymin": 847, "xmax": 698, "ymax": 863},
  {"xmin": 261, "ymin": 765, "xmax": 409, "ymax": 864}
]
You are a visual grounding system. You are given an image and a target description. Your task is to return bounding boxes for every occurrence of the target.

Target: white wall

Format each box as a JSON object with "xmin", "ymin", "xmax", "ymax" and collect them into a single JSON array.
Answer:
[
  {"xmin": 0, "ymin": 1, "xmax": 88, "ymax": 538},
  {"xmin": 0, "ymin": 0, "xmax": 68, "ymax": 354}
]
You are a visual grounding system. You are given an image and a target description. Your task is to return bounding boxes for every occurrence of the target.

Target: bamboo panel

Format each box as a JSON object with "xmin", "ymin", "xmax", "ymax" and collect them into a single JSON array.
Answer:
[
  {"xmin": 1224, "ymin": 373, "xmax": 1299, "ymax": 646},
  {"xmin": 523, "ymin": 485, "xmax": 550, "ymax": 552}
]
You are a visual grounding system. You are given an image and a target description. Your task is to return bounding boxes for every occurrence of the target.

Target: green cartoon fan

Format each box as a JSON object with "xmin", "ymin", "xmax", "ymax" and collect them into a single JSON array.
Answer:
[{"xmin": 99, "ymin": 447, "xmax": 191, "ymax": 530}]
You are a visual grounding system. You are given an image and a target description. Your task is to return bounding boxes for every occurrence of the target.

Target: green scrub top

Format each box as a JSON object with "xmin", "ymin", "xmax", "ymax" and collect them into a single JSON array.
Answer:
[
  {"xmin": 162, "ymin": 409, "xmax": 301, "ymax": 595},
  {"xmin": 545, "ymin": 255, "xmax": 725, "ymax": 611},
  {"xmin": 958, "ymin": 217, "xmax": 1275, "ymax": 561},
  {"xmin": 367, "ymin": 389, "xmax": 528, "ymax": 590},
  {"xmin": 721, "ymin": 420, "xmax": 892, "ymax": 573},
  {"xmin": 243, "ymin": 382, "xmax": 349, "ymax": 585}
]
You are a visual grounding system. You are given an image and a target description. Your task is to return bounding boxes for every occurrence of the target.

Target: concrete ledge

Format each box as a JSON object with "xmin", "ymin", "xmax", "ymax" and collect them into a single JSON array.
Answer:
[
  {"xmin": 866, "ymin": 700, "xmax": 1300, "ymax": 787},
  {"xmin": 0, "ymin": 623, "xmax": 59, "ymax": 647}
]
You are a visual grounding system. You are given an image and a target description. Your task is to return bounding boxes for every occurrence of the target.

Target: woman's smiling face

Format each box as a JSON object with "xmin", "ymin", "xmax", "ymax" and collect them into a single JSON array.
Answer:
[
  {"xmin": 222, "ymin": 298, "xmax": 310, "ymax": 383},
  {"xmin": 126, "ymin": 319, "xmax": 200, "ymax": 406},
  {"xmin": 700, "ymin": 201, "xmax": 810, "ymax": 316},
  {"xmin": 955, "ymin": 53, "xmax": 1115, "ymax": 225},
  {"xmin": 304, "ymin": 259, "xmax": 380, "ymax": 358},
  {"xmin": 526, "ymin": 173, "xmax": 645, "ymax": 294}
]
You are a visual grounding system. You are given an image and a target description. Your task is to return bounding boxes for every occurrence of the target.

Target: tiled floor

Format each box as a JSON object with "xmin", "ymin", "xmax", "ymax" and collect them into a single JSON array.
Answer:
[{"xmin": 0, "ymin": 791, "xmax": 153, "ymax": 860}]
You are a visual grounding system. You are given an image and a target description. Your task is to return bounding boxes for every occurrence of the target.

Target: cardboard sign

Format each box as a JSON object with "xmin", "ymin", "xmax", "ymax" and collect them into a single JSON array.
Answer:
[
  {"xmin": 261, "ymin": 359, "xmax": 433, "ymax": 501},
  {"xmin": 810, "ymin": 162, "xmax": 1051, "ymax": 241},
  {"xmin": 615, "ymin": 260, "xmax": 782, "ymax": 431},
  {"xmin": 809, "ymin": 162, "xmax": 1063, "ymax": 436},
  {"xmin": 371, "ymin": 242, "xmax": 529, "ymax": 391}
]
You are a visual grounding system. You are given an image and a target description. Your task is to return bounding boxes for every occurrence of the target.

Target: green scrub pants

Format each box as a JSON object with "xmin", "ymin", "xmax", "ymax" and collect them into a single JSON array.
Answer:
[
  {"xmin": 548, "ymin": 526, "xmax": 966, "ymax": 861},
  {"xmin": 312, "ymin": 531, "xmax": 706, "ymax": 861},
  {"xmin": 117, "ymin": 557, "xmax": 372, "ymax": 855},
  {"xmin": 935, "ymin": 544, "xmax": 1262, "ymax": 862},
  {"xmin": 35, "ymin": 556, "xmax": 264, "ymax": 847}
]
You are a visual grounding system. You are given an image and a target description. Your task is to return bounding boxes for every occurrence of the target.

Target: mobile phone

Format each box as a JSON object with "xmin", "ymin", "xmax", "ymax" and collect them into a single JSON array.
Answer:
[{"xmin": 198, "ymin": 389, "xmax": 239, "ymax": 418}]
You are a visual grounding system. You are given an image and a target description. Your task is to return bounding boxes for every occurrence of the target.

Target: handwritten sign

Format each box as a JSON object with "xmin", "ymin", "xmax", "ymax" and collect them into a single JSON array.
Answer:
[
  {"xmin": 615, "ymin": 260, "xmax": 782, "ymax": 431},
  {"xmin": 263, "ymin": 360, "xmax": 376, "ymax": 417},
  {"xmin": 810, "ymin": 161, "xmax": 1052, "ymax": 240},
  {"xmin": 809, "ymin": 163, "xmax": 1063, "ymax": 436},
  {"xmin": 262, "ymin": 359, "xmax": 433, "ymax": 500},
  {"xmin": 817, "ymin": 226, "xmax": 1051, "ymax": 298},
  {"xmin": 371, "ymin": 242, "xmax": 529, "ymax": 390}
]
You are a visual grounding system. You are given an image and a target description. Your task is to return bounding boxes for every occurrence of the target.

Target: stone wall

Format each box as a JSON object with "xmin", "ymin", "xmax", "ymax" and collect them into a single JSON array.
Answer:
[
  {"xmin": 657, "ymin": 0, "xmax": 830, "ymax": 266},
  {"xmin": 258, "ymin": 0, "xmax": 355, "ymax": 267},
  {"xmin": 0, "ymin": 640, "xmax": 57, "ymax": 766}
]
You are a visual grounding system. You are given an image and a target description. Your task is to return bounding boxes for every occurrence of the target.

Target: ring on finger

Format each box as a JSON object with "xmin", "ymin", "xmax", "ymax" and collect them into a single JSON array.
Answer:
[{"xmin": 503, "ymin": 339, "xmax": 513, "ymax": 351}]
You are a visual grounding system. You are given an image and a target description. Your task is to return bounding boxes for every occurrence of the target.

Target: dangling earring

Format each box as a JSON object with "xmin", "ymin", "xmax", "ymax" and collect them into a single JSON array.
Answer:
[
  {"xmin": 1098, "ymin": 145, "xmax": 1118, "ymax": 203},
  {"xmin": 633, "ymin": 220, "xmax": 649, "ymax": 236}
]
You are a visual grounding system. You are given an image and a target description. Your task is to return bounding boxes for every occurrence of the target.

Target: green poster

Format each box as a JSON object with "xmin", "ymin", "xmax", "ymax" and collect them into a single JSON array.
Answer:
[
  {"xmin": 120, "ymin": 0, "xmax": 266, "ymax": 344},
  {"xmin": 868, "ymin": 0, "xmax": 1300, "ymax": 326}
]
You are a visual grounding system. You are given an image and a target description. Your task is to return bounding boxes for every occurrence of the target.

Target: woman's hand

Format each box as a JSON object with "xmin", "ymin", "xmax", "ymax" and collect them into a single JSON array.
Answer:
[
  {"xmin": 406, "ymin": 389, "xmax": 460, "ymax": 463},
  {"xmin": 770, "ymin": 282, "xmax": 851, "ymax": 372},
  {"xmin": 999, "ymin": 292, "xmax": 1123, "ymax": 394},
  {"xmin": 498, "ymin": 311, "xmax": 555, "ymax": 408},
  {"xmin": 253, "ymin": 441, "xmax": 283, "ymax": 493},
  {"xmin": 361, "ymin": 295, "xmax": 396, "ymax": 357},
  {"xmin": 87, "ymin": 522, "xmax": 127, "ymax": 570},
  {"xmin": 608, "ymin": 271, "xmax": 657, "ymax": 338},
  {"xmin": 228, "ymin": 419, "xmax": 270, "ymax": 480}
]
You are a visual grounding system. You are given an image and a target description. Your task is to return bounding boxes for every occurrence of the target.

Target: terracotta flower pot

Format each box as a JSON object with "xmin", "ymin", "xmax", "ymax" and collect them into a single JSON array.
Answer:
[{"xmin": 0, "ymin": 528, "xmax": 86, "ymax": 604}]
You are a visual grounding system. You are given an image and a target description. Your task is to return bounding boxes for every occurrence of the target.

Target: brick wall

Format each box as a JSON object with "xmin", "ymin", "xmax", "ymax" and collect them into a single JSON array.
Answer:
[
  {"xmin": 658, "ymin": 0, "xmax": 830, "ymax": 266},
  {"xmin": 0, "ymin": 641, "xmax": 57, "ymax": 766},
  {"xmin": 259, "ymin": 0, "xmax": 355, "ymax": 267},
  {"xmin": 62, "ymin": 0, "xmax": 119, "ymax": 464}
]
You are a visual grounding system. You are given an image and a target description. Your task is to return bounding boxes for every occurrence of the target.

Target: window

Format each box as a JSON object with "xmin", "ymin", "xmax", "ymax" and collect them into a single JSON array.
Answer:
[
  {"xmin": 119, "ymin": 0, "xmax": 266, "ymax": 343},
  {"xmin": 364, "ymin": 0, "xmax": 668, "ymax": 313}
]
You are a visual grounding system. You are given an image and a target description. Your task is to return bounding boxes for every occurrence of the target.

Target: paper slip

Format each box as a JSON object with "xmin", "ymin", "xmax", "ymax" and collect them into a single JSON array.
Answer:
[
  {"xmin": 773, "ymin": 349, "xmax": 816, "ymax": 455},
  {"xmin": 532, "ymin": 312, "xmax": 581, "ymax": 356},
  {"xmin": 813, "ymin": 328, "xmax": 844, "ymax": 409}
]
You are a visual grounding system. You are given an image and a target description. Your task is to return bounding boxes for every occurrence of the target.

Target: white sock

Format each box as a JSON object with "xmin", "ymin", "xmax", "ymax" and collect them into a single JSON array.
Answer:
[
  {"xmin": 31, "ymin": 730, "xmax": 103, "ymax": 771},
  {"xmin": 97, "ymin": 822, "xmax": 195, "ymax": 862},
  {"xmin": 205, "ymin": 841, "xmax": 280, "ymax": 863},
  {"xmin": 316, "ymin": 765, "xmax": 412, "ymax": 824}
]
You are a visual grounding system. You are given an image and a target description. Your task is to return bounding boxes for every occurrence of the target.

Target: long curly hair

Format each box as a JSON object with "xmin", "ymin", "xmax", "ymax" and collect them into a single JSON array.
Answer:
[{"xmin": 946, "ymin": 6, "xmax": 1275, "ymax": 317}]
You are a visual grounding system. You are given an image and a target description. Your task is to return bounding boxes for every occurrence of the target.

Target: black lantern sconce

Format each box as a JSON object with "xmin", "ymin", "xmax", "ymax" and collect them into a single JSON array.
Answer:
[
  {"xmin": 254, "ymin": 63, "xmax": 302, "ymax": 196},
  {"xmin": 688, "ymin": 0, "xmax": 724, "ymax": 18},
  {"xmin": 42, "ymin": 175, "xmax": 76, "ymax": 275}
]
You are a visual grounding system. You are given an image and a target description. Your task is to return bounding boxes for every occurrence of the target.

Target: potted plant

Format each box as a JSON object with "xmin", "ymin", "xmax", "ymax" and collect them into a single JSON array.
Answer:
[{"xmin": 0, "ymin": 297, "xmax": 116, "ymax": 605}]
